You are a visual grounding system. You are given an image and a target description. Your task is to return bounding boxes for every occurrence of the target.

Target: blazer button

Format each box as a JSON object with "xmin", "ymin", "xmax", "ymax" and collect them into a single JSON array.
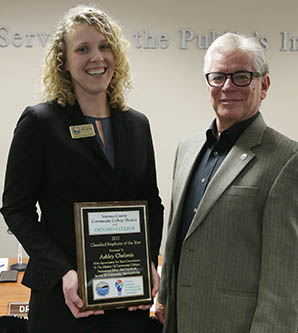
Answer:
[{"xmin": 185, "ymin": 248, "xmax": 194, "ymax": 252}]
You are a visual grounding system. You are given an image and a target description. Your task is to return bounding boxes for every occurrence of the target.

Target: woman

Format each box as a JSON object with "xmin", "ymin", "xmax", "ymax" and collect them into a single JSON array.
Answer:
[{"xmin": 1, "ymin": 5, "xmax": 163, "ymax": 333}]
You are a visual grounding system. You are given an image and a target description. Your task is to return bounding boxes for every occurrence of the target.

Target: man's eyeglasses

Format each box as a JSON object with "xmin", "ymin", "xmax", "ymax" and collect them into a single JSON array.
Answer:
[{"xmin": 205, "ymin": 71, "xmax": 262, "ymax": 88}]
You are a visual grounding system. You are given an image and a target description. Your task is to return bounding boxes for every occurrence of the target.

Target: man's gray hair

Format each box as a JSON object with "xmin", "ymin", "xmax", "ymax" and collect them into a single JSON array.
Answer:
[{"xmin": 204, "ymin": 32, "xmax": 269, "ymax": 76}]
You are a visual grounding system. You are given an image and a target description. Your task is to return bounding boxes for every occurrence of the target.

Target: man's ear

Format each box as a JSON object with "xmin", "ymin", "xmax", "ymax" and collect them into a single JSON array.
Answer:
[{"xmin": 261, "ymin": 75, "xmax": 270, "ymax": 100}]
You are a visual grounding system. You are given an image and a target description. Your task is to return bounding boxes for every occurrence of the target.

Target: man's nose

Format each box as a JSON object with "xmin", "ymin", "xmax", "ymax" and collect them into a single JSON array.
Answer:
[{"xmin": 222, "ymin": 75, "xmax": 236, "ymax": 90}]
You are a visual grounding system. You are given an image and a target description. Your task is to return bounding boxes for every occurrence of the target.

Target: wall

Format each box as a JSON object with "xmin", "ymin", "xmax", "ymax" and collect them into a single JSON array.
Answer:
[{"xmin": 1, "ymin": 0, "xmax": 298, "ymax": 257}]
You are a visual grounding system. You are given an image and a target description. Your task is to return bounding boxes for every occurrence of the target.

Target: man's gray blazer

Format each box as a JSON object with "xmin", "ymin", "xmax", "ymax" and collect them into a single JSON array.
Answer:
[{"xmin": 159, "ymin": 114, "xmax": 298, "ymax": 332}]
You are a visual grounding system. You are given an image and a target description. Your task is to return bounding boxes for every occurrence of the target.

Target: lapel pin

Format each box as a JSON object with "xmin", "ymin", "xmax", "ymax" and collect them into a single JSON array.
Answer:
[{"xmin": 240, "ymin": 153, "xmax": 248, "ymax": 161}]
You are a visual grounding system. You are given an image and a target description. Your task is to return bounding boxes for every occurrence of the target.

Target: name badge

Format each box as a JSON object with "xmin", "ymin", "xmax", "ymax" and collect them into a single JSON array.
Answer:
[{"xmin": 69, "ymin": 124, "xmax": 96, "ymax": 139}]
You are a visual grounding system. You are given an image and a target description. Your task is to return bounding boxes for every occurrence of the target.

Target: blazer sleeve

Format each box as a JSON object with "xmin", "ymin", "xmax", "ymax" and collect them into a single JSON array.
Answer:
[
  {"xmin": 1, "ymin": 107, "xmax": 73, "ymax": 290},
  {"xmin": 250, "ymin": 151, "xmax": 298, "ymax": 332},
  {"xmin": 159, "ymin": 142, "xmax": 181, "ymax": 304},
  {"xmin": 140, "ymin": 117, "xmax": 164, "ymax": 267}
]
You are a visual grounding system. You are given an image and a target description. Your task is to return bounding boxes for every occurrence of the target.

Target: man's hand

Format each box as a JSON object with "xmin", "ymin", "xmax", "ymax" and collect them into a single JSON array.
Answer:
[
  {"xmin": 62, "ymin": 270, "xmax": 104, "ymax": 318},
  {"xmin": 128, "ymin": 262, "xmax": 160, "ymax": 311},
  {"xmin": 155, "ymin": 301, "xmax": 166, "ymax": 323}
]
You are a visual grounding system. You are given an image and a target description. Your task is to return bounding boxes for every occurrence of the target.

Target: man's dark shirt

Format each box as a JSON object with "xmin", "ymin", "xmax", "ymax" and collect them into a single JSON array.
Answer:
[{"xmin": 175, "ymin": 112, "xmax": 260, "ymax": 272}]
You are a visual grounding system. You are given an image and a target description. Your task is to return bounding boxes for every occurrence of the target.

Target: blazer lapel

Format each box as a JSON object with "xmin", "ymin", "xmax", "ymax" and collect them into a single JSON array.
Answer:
[
  {"xmin": 110, "ymin": 108, "xmax": 131, "ymax": 174},
  {"xmin": 185, "ymin": 114, "xmax": 267, "ymax": 239},
  {"xmin": 166, "ymin": 132, "xmax": 206, "ymax": 242},
  {"xmin": 172, "ymin": 132, "xmax": 205, "ymax": 218},
  {"xmin": 65, "ymin": 102, "xmax": 112, "ymax": 166}
]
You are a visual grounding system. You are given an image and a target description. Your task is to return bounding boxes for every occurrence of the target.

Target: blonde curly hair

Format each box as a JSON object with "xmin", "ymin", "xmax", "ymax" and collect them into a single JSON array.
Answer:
[{"xmin": 42, "ymin": 5, "xmax": 132, "ymax": 110}]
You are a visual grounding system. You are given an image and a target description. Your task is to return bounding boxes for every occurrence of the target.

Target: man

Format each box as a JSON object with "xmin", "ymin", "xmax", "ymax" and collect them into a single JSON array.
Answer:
[{"xmin": 156, "ymin": 32, "xmax": 298, "ymax": 332}]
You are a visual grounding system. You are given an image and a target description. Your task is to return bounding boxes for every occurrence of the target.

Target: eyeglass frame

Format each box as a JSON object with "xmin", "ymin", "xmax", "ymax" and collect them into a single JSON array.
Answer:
[{"xmin": 205, "ymin": 70, "xmax": 262, "ymax": 88}]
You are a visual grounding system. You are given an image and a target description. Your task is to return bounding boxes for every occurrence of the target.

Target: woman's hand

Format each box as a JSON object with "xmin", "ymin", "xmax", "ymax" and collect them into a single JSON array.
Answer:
[
  {"xmin": 128, "ymin": 262, "xmax": 160, "ymax": 311},
  {"xmin": 62, "ymin": 270, "xmax": 104, "ymax": 318},
  {"xmin": 155, "ymin": 301, "xmax": 166, "ymax": 323}
]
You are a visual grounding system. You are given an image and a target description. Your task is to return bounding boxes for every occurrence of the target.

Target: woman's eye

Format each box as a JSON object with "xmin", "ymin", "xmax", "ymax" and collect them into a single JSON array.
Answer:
[
  {"xmin": 99, "ymin": 43, "xmax": 111, "ymax": 51},
  {"xmin": 77, "ymin": 46, "xmax": 88, "ymax": 53}
]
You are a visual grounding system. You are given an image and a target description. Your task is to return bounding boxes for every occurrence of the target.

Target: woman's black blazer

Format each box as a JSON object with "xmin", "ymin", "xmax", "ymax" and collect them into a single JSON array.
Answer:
[{"xmin": 1, "ymin": 101, "xmax": 164, "ymax": 292}]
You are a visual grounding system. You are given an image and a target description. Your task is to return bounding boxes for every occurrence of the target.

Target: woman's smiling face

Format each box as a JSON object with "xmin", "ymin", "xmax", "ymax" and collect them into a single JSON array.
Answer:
[{"xmin": 65, "ymin": 23, "xmax": 115, "ymax": 100}]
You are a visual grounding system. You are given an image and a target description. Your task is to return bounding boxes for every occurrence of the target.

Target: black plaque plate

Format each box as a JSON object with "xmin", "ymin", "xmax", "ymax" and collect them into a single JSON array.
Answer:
[{"xmin": 74, "ymin": 201, "xmax": 152, "ymax": 311}]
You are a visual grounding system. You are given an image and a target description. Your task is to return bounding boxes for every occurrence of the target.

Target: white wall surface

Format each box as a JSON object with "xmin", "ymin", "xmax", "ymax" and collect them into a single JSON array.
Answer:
[{"xmin": 1, "ymin": 0, "xmax": 298, "ymax": 257}]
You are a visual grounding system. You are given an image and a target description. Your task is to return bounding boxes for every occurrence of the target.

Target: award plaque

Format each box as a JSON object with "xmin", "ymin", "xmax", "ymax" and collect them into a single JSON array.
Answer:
[{"xmin": 73, "ymin": 201, "xmax": 152, "ymax": 311}]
